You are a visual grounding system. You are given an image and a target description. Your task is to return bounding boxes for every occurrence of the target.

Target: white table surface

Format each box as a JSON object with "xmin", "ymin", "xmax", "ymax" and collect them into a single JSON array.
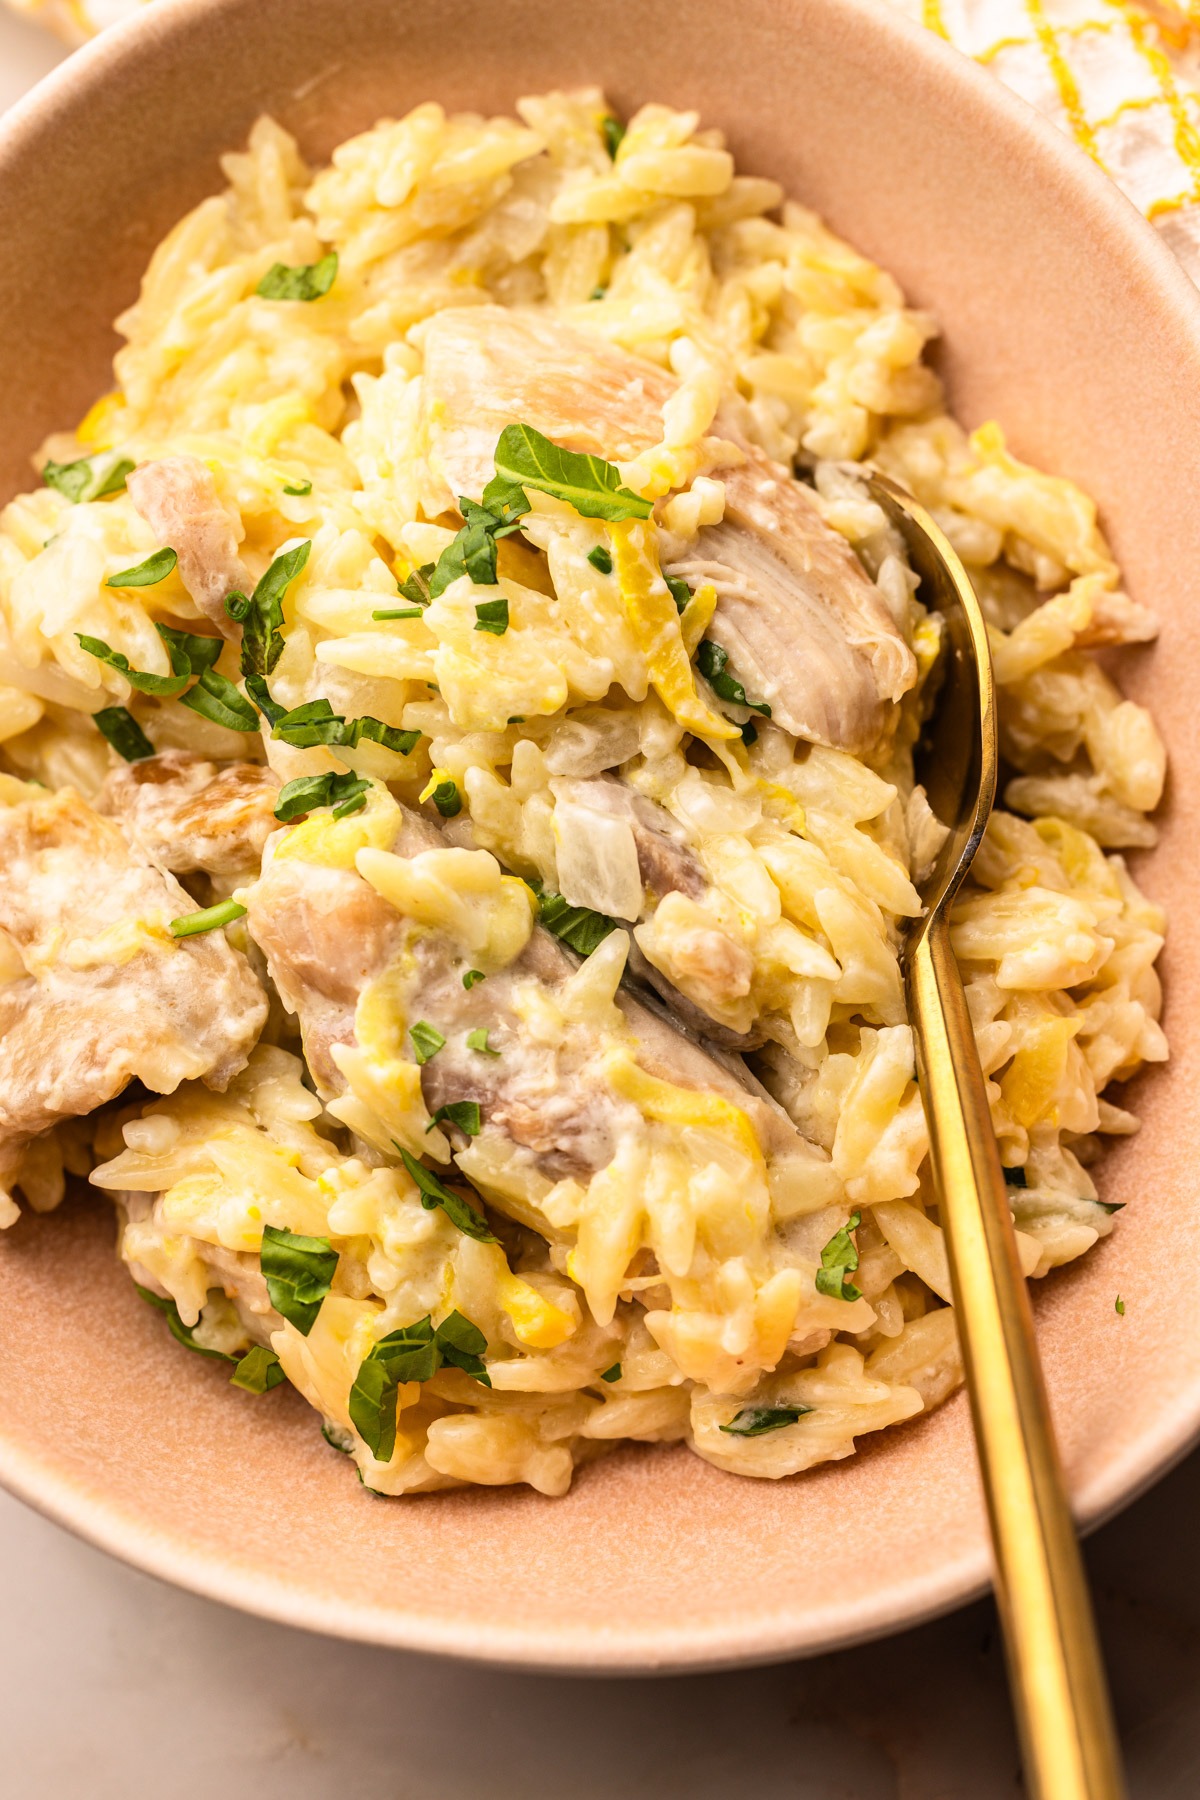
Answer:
[{"xmin": 3, "ymin": 19, "xmax": 1199, "ymax": 1795}]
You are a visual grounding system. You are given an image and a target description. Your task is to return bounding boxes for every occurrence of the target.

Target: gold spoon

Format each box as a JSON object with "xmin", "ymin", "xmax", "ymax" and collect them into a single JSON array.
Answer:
[{"xmin": 868, "ymin": 473, "xmax": 1126, "ymax": 1800}]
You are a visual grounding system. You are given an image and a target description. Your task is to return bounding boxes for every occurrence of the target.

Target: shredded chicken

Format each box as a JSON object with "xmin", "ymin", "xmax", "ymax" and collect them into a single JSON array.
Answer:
[
  {"xmin": 98, "ymin": 750, "xmax": 281, "ymax": 878},
  {"xmin": 418, "ymin": 306, "xmax": 916, "ymax": 753},
  {"xmin": 551, "ymin": 775, "xmax": 705, "ymax": 901},
  {"xmin": 0, "ymin": 784, "xmax": 267, "ymax": 1197},
  {"xmin": 127, "ymin": 456, "xmax": 250, "ymax": 631}
]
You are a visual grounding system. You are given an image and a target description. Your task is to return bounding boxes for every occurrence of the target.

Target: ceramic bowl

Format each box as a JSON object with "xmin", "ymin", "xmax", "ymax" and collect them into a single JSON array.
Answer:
[{"xmin": 1, "ymin": 0, "xmax": 1199, "ymax": 1673}]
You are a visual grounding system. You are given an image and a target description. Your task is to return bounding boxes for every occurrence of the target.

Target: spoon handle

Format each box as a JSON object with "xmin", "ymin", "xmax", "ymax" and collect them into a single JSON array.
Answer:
[{"xmin": 908, "ymin": 912, "xmax": 1126, "ymax": 1800}]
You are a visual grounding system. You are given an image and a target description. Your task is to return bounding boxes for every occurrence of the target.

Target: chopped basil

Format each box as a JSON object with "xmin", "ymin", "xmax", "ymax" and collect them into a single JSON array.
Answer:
[
  {"xmin": 349, "ymin": 1309, "xmax": 491, "ymax": 1460},
  {"xmin": 483, "ymin": 423, "xmax": 651, "ymax": 523},
  {"xmin": 94, "ymin": 706, "xmax": 154, "ymax": 761},
  {"xmin": 588, "ymin": 286, "xmax": 607, "ymax": 301},
  {"xmin": 156, "ymin": 623, "xmax": 223, "ymax": 674},
  {"xmin": 537, "ymin": 889, "xmax": 618, "ymax": 956},
  {"xmin": 180, "ymin": 667, "xmax": 260, "ymax": 732},
  {"xmin": 429, "ymin": 777, "xmax": 461, "ymax": 818},
  {"xmin": 587, "ymin": 545, "xmax": 613, "ymax": 574},
  {"xmin": 230, "ymin": 1345, "xmax": 286, "ymax": 1393},
  {"xmin": 260, "ymin": 1225, "xmax": 339, "ymax": 1335},
  {"xmin": 333, "ymin": 790, "xmax": 367, "ymax": 819},
  {"xmin": 600, "ymin": 1363, "xmax": 622, "ymax": 1383},
  {"xmin": 372, "ymin": 607, "xmax": 423, "ymax": 621},
  {"xmin": 665, "ymin": 575, "xmax": 691, "ymax": 614},
  {"xmin": 397, "ymin": 562, "xmax": 435, "ymax": 606},
  {"xmin": 462, "ymin": 969, "xmax": 485, "ymax": 989},
  {"xmin": 1098, "ymin": 1200, "xmax": 1126, "ymax": 1215},
  {"xmin": 244, "ymin": 673, "xmax": 284, "ymax": 724},
  {"xmin": 719, "ymin": 1404, "xmax": 813, "ymax": 1437},
  {"xmin": 396, "ymin": 1145, "xmax": 496, "ymax": 1241},
  {"xmin": 409, "ymin": 1021, "xmax": 446, "ymax": 1064},
  {"xmin": 427, "ymin": 1101, "xmax": 482, "ymax": 1138},
  {"xmin": 271, "ymin": 695, "xmax": 419, "ymax": 756},
  {"xmin": 1115, "ymin": 1295, "xmax": 1126, "ymax": 1315},
  {"xmin": 601, "ymin": 115, "xmax": 625, "ymax": 159},
  {"xmin": 283, "ymin": 479, "xmax": 312, "ymax": 496},
  {"xmin": 229, "ymin": 540, "xmax": 311, "ymax": 681},
  {"xmin": 274, "ymin": 770, "xmax": 369, "ymax": 822},
  {"xmin": 76, "ymin": 631, "xmax": 191, "ymax": 697},
  {"xmin": 169, "ymin": 898, "xmax": 247, "ymax": 938},
  {"xmin": 740, "ymin": 719, "xmax": 758, "ymax": 748},
  {"xmin": 474, "ymin": 597, "xmax": 509, "ymax": 635},
  {"xmin": 466, "ymin": 1028, "xmax": 499, "ymax": 1056},
  {"xmin": 815, "ymin": 1210, "xmax": 862, "ymax": 1302},
  {"xmin": 428, "ymin": 496, "xmax": 527, "ymax": 598},
  {"xmin": 105, "ymin": 546, "xmax": 178, "ymax": 589},
  {"xmin": 1002, "ymin": 1166, "xmax": 1028, "ymax": 1188},
  {"xmin": 256, "ymin": 251, "xmax": 338, "ymax": 302},
  {"xmin": 321, "ymin": 1420, "xmax": 353, "ymax": 1455},
  {"xmin": 134, "ymin": 1283, "xmax": 236, "ymax": 1362},
  {"xmin": 696, "ymin": 640, "xmax": 772, "ymax": 716},
  {"xmin": 43, "ymin": 450, "xmax": 134, "ymax": 504}
]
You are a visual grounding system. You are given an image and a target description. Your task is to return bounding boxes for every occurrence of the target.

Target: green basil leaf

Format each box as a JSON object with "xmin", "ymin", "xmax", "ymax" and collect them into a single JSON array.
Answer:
[
  {"xmin": 587, "ymin": 545, "xmax": 613, "ymax": 574},
  {"xmin": 409, "ymin": 1021, "xmax": 446, "ymax": 1065},
  {"xmin": 484, "ymin": 423, "xmax": 652, "ymax": 522},
  {"xmin": 695, "ymin": 640, "xmax": 772, "ymax": 716},
  {"xmin": 340, "ymin": 715, "xmax": 422, "ymax": 755},
  {"xmin": 814, "ymin": 1210, "xmax": 862, "ymax": 1303},
  {"xmin": 272, "ymin": 695, "xmax": 344, "ymax": 748},
  {"xmin": 230, "ymin": 1345, "xmax": 287, "ymax": 1393},
  {"xmin": 462, "ymin": 969, "xmax": 485, "ymax": 989},
  {"xmin": 43, "ymin": 450, "xmax": 135, "ymax": 505},
  {"xmin": 332, "ymin": 790, "xmax": 367, "ymax": 819},
  {"xmin": 740, "ymin": 719, "xmax": 758, "ymax": 748},
  {"xmin": 537, "ymin": 890, "xmax": 618, "ymax": 956},
  {"xmin": 256, "ymin": 251, "xmax": 338, "ymax": 302},
  {"xmin": 243, "ymin": 672, "xmax": 285, "ymax": 725},
  {"xmin": 427, "ymin": 1101, "xmax": 482, "ymax": 1138},
  {"xmin": 1115, "ymin": 1295, "xmax": 1126, "ymax": 1315},
  {"xmin": 719, "ymin": 1404, "xmax": 813, "ymax": 1437},
  {"xmin": 155, "ymin": 622, "xmax": 222, "ymax": 674},
  {"xmin": 274, "ymin": 770, "xmax": 368, "ymax": 822},
  {"xmin": 321, "ymin": 1420, "xmax": 353, "ymax": 1455},
  {"xmin": 397, "ymin": 563, "xmax": 434, "ymax": 606},
  {"xmin": 474, "ymin": 597, "xmax": 509, "ymax": 636},
  {"xmin": 94, "ymin": 706, "xmax": 154, "ymax": 762},
  {"xmin": 169, "ymin": 898, "xmax": 246, "ymax": 938},
  {"xmin": 133, "ymin": 1283, "xmax": 236, "ymax": 1362},
  {"xmin": 433, "ymin": 1309, "xmax": 491, "ymax": 1386},
  {"xmin": 466, "ymin": 1028, "xmax": 499, "ymax": 1057},
  {"xmin": 372, "ymin": 607, "xmax": 423, "ymax": 621},
  {"xmin": 283, "ymin": 479, "xmax": 312, "ymax": 497},
  {"xmin": 349, "ymin": 1316, "xmax": 439, "ymax": 1459},
  {"xmin": 235, "ymin": 540, "xmax": 311, "ymax": 680},
  {"xmin": 427, "ymin": 498, "xmax": 525, "ymax": 599},
  {"xmin": 665, "ymin": 575, "xmax": 691, "ymax": 614},
  {"xmin": 180, "ymin": 667, "xmax": 260, "ymax": 732},
  {"xmin": 600, "ymin": 1363, "xmax": 622, "ymax": 1383},
  {"xmin": 106, "ymin": 546, "xmax": 178, "ymax": 589},
  {"xmin": 429, "ymin": 777, "xmax": 461, "ymax": 818},
  {"xmin": 76, "ymin": 631, "xmax": 190, "ymax": 698},
  {"xmin": 260, "ymin": 1224, "xmax": 339, "ymax": 1336},
  {"xmin": 396, "ymin": 1145, "xmax": 498, "ymax": 1244},
  {"xmin": 601, "ymin": 115, "xmax": 625, "ymax": 159}
]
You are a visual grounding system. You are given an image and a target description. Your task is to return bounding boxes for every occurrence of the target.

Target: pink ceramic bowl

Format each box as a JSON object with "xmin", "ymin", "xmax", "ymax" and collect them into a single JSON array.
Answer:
[{"xmin": 1, "ymin": 0, "xmax": 1199, "ymax": 1672}]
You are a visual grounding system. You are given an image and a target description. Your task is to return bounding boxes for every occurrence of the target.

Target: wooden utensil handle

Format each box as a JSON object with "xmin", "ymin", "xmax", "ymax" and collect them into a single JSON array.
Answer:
[{"xmin": 908, "ymin": 913, "xmax": 1126, "ymax": 1800}]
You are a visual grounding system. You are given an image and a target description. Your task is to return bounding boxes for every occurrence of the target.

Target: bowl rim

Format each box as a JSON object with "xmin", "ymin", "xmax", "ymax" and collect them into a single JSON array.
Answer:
[{"xmin": 3, "ymin": 0, "xmax": 1200, "ymax": 1673}]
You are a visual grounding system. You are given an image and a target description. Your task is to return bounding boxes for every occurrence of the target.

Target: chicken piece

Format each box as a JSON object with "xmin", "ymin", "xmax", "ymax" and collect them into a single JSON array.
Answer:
[
  {"xmin": 0, "ymin": 784, "xmax": 267, "ymax": 1199},
  {"xmin": 245, "ymin": 802, "xmax": 798, "ymax": 1186},
  {"xmin": 98, "ymin": 749, "xmax": 281, "ymax": 878},
  {"xmin": 127, "ymin": 456, "xmax": 250, "ymax": 631},
  {"xmin": 418, "ymin": 306, "xmax": 916, "ymax": 754}
]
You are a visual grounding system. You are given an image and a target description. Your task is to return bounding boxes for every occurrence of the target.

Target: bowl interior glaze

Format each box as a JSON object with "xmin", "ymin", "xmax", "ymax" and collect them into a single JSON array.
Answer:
[{"xmin": 1, "ymin": 0, "xmax": 1199, "ymax": 1671}]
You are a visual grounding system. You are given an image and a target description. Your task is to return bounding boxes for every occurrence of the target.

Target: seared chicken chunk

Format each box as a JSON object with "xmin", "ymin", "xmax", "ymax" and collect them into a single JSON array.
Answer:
[
  {"xmin": 98, "ymin": 750, "xmax": 281, "ymax": 878},
  {"xmin": 127, "ymin": 456, "xmax": 250, "ymax": 631},
  {"xmin": 245, "ymin": 801, "xmax": 798, "ymax": 1188},
  {"xmin": 418, "ymin": 306, "xmax": 916, "ymax": 754},
  {"xmin": 0, "ymin": 784, "xmax": 266, "ymax": 1196}
]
